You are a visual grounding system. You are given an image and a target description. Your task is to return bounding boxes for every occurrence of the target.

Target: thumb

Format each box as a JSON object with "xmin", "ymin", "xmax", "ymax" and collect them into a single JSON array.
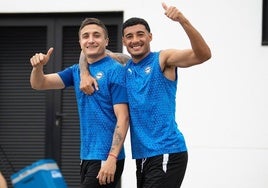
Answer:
[
  {"xmin": 162, "ymin": 2, "xmax": 168, "ymax": 11},
  {"xmin": 93, "ymin": 79, "xmax": 99, "ymax": 91},
  {"xmin": 46, "ymin": 47, "xmax": 54, "ymax": 58},
  {"xmin": 41, "ymin": 47, "xmax": 53, "ymax": 65}
]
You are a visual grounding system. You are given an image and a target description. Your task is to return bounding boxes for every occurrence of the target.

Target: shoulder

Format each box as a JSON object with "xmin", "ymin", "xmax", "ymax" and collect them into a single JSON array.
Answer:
[
  {"xmin": 59, "ymin": 64, "xmax": 78, "ymax": 73},
  {"xmin": 147, "ymin": 51, "xmax": 160, "ymax": 62},
  {"xmin": 107, "ymin": 57, "xmax": 125, "ymax": 69},
  {"xmin": 58, "ymin": 64, "xmax": 79, "ymax": 80}
]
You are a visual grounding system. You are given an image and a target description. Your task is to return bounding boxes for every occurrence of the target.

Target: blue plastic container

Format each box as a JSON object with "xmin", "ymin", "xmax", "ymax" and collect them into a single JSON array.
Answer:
[{"xmin": 11, "ymin": 159, "xmax": 67, "ymax": 188}]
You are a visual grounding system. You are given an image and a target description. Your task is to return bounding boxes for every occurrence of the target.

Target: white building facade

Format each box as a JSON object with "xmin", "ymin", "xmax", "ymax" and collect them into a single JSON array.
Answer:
[{"xmin": 0, "ymin": 0, "xmax": 267, "ymax": 187}]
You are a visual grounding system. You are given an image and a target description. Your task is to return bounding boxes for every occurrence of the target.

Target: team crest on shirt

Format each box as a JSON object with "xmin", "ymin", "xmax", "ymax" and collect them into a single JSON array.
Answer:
[
  {"xmin": 95, "ymin": 72, "xmax": 104, "ymax": 80},
  {"xmin": 144, "ymin": 66, "xmax": 152, "ymax": 74},
  {"xmin": 127, "ymin": 68, "xmax": 132, "ymax": 74}
]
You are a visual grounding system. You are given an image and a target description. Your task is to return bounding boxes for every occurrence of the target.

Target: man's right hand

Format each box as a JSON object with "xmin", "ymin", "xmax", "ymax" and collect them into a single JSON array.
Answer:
[{"xmin": 30, "ymin": 47, "xmax": 53, "ymax": 67}]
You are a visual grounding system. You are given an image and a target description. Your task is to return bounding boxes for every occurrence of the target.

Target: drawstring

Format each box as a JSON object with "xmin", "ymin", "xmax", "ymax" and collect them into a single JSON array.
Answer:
[
  {"xmin": 141, "ymin": 158, "xmax": 147, "ymax": 173},
  {"xmin": 141, "ymin": 154, "xmax": 169, "ymax": 173},
  {"xmin": 162, "ymin": 154, "xmax": 169, "ymax": 173}
]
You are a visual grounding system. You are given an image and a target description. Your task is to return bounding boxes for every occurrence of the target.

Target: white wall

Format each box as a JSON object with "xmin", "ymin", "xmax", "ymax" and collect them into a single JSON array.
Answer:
[{"xmin": 1, "ymin": 0, "xmax": 267, "ymax": 187}]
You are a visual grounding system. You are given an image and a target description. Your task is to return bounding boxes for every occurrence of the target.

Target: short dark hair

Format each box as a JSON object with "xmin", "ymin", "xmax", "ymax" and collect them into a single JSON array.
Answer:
[
  {"xmin": 78, "ymin": 17, "xmax": 108, "ymax": 39},
  {"xmin": 122, "ymin": 17, "xmax": 151, "ymax": 35}
]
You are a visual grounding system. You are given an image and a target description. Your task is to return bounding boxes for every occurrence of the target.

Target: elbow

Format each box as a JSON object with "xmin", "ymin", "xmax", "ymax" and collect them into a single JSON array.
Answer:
[
  {"xmin": 124, "ymin": 114, "xmax": 130, "ymax": 128},
  {"xmin": 31, "ymin": 84, "xmax": 39, "ymax": 90},
  {"xmin": 203, "ymin": 54, "xmax": 212, "ymax": 63},
  {"xmin": 124, "ymin": 113, "xmax": 130, "ymax": 130},
  {"xmin": 30, "ymin": 80, "xmax": 36, "ymax": 90},
  {"xmin": 205, "ymin": 48, "xmax": 212, "ymax": 61},
  {"xmin": 30, "ymin": 80, "xmax": 42, "ymax": 90},
  {"xmin": 199, "ymin": 48, "xmax": 212, "ymax": 63}
]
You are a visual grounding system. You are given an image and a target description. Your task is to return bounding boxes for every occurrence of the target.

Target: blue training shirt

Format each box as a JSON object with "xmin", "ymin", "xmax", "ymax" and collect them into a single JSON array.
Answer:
[
  {"xmin": 58, "ymin": 56, "xmax": 128, "ymax": 160},
  {"xmin": 125, "ymin": 52, "xmax": 187, "ymax": 159}
]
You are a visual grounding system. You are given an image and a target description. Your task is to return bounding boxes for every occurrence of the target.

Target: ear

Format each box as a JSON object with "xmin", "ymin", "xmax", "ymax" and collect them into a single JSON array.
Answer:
[
  {"xmin": 149, "ymin": 33, "xmax": 153, "ymax": 42},
  {"xmin": 79, "ymin": 39, "xmax": 83, "ymax": 50},
  {"xmin": 122, "ymin": 37, "xmax": 126, "ymax": 46},
  {"xmin": 106, "ymin": 38, "xmax": 109, "ymax": 46}
]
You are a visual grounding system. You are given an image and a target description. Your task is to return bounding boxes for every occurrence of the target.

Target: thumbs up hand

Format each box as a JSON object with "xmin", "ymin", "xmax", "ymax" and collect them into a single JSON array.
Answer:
[
  {"xmin": 30, "ymin": 47, "xmax": 54, "ymax": 67},
  {"xmin": 162, "ymin": 2, "xmax": 183, "ymax": 22}
]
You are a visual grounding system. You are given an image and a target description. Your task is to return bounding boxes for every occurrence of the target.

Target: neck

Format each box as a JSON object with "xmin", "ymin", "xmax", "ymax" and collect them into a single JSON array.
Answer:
[
  {"xmin": 86, "ymin": 53, "xmax": 106, "ymax": 64},
  {"xmin": 132, "ymin": 51, "xmax": 150, "ymax": 63}
]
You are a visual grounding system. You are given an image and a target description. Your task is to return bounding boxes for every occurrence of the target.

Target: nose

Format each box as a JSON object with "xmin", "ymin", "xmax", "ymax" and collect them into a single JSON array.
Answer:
[
  {"xmin": 87, "ymin": 35, "xmax": 95, "ymax": 43},
  {"xmin": 131, "ymin": 35, "xmax": 140, "ymax": 43}
]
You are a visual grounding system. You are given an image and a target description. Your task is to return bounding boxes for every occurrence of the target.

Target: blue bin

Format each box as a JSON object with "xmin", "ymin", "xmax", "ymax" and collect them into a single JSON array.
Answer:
[{"xmin": 11, "ymin": 159, "xmax": 67, "ymax": 188}]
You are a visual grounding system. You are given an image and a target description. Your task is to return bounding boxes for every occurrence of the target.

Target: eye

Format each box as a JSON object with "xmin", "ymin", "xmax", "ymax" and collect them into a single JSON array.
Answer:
[
  {"xmin": 94, "ymin": 34, "xmax": 101, "ymax": 38},
  {"xmin": 125, "ymin": 34, "xmax": 133, "ymax": 40},
  {"xmin": 137, "ymin": 32, "xmax": 145, "ymax": 37},
  {"xmin": 93, "ymin": 32, "xmax": 102, "ymax": 38},
  {"xmin": 82, "ymin": 34, "xmax": 89, "ymax": 39}
]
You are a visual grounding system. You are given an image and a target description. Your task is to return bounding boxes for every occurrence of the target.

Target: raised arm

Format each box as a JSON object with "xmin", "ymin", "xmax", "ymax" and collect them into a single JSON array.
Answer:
[
  {"xmin": 30, "ymin": 47, "xmax": 64, "ymax": 90},
  {"xmin": 96, "ymin": 103, "xmax": 129, "ymax": 185},
  {"xmin": 160, "ymin": 3, "xmax": 211, "ymax": 69}
]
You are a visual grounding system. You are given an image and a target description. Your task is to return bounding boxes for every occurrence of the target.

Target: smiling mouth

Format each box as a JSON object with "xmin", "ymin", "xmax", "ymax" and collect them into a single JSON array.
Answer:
[
  {"xmin": 132, "ymin": 45, "xmax": 142, "ymax": 50},
  {"xmin": 86, "ymin": 46, "xmax": 97, "ymax": 49}
]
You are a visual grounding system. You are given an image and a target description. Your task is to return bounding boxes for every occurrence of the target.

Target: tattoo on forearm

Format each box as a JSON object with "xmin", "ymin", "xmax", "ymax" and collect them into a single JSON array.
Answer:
[
  {"xmin": 79, "ymin": 52, "xmax": 88, "ymax": 74},
  {"xmin": 110, "ymin": 125, "xmax": 123, "ymax": 153},
  {"xmin": 115, "ymin": 53, "xmax": 130, "ymax": 65}
]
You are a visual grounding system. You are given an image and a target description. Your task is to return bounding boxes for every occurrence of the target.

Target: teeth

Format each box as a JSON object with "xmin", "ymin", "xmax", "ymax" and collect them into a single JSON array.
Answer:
[{"xmin": 133, "ymin": 46, "xmax": 141, "ymax": 49}]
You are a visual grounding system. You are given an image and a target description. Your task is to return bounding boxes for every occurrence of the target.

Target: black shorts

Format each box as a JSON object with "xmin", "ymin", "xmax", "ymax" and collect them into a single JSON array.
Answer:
[
  {"xmin": 80, "ymin": 159, "xmax": 124, "ymax": 188},
  {"xmin": 136, "ymin": 152, "xmax": 188, "ymax": 188}
]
